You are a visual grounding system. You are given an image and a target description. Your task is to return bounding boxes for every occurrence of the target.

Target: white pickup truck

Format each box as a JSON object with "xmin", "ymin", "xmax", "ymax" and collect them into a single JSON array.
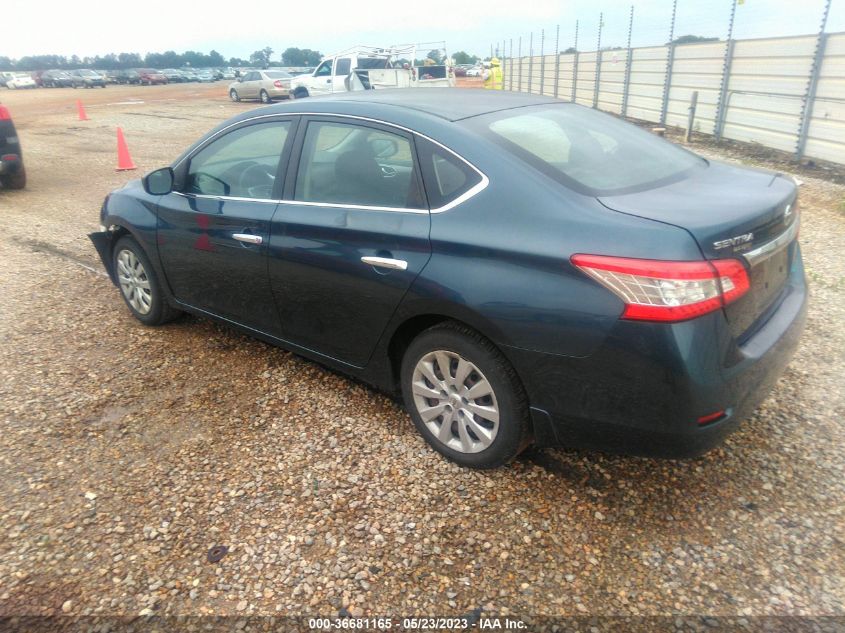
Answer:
[{"xmin": 290, "ymin": 45, "xmax": 455, "ymax": 99}]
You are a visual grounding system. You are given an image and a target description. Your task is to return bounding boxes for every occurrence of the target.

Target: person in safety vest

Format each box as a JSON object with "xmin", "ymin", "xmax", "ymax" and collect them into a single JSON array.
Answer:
[{"xmin": 482, "ymin": 57, "xmax": 503, "ymax": 90}]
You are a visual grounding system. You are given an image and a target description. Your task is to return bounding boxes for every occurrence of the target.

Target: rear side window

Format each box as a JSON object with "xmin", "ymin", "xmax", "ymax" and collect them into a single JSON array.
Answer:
[
  {"xmin": 334, "ymin": 59, "xmax": 351, "ymax": 75},
  {"xmin": 186, "ymin": 121, "xmax": 290, "ymax": 199},
  {"xmin": 416, "ymin": 138, "xmax": 482, "ymax": 209},
  {"xmin": 294, "ymin": 120, "xmax": 424, "ymax": 209}
]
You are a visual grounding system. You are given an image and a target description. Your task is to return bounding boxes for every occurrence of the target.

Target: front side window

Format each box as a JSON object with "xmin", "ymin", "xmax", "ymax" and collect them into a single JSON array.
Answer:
[
  {"xmin": 466, "ymin": 105, "xmax": 706, "ymax": 196},
  {"xmin": 294, "ymin": 120, "xmax": 424, "ymax": 209},
  {"xmin": 186, "ymin": 121, "xmax": 291, "ymax": 199},
  {"xmin": 314, "ymin": 61, "xmax": 332, "ymax": 77}
]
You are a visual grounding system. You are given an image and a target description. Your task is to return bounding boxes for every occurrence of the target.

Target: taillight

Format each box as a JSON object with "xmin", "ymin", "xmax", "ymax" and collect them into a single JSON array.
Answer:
[
  {"xmin": 273, "ymin": 80, "xmax": 288, "ymax": 88},
  {"xmin": 0, "ymin": 105, "xmax": 11, "ymax": 121},
  {"xmin": 571, "ymin": 254, "xmax": 750, "ymax": 322}
]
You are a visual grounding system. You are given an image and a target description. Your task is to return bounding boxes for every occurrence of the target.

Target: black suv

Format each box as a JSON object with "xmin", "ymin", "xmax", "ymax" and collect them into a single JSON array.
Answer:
[{"xmin": 0, "ymin": 103, "xmax": 25, "ymax": 189}]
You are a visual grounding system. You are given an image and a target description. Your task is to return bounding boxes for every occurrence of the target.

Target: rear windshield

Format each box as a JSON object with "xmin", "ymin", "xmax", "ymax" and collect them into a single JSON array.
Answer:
[
  {"xmin": 264, "ymin": 71, "xmax": 291, "ymax": 79},
  {"xmin": 357, "ymin": 57, "xmax": 391, "ymax": 69},
  {"xmin": 464, "ymin": 105, "xmax": 706, "ymax": 196}
]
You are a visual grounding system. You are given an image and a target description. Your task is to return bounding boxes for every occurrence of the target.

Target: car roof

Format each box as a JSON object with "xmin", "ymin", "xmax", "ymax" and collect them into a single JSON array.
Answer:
[{"xmin": 262, "ymin": 89, "xmax": 566, "ymax": 123}]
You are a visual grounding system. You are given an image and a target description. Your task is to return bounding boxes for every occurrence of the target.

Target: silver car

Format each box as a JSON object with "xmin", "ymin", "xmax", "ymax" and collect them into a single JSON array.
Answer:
[{"xmin": 229, "ymin": 70, "xmax": 292, "ymax": 103}]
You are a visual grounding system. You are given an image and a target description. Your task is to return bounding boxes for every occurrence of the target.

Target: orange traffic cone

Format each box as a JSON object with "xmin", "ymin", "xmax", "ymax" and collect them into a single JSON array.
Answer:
[
  {"xmin": 116, "ymin": 128, "xmax": 137, "ymax": 171},
  {"xmin": 76, "ymin": 100, "xmax": 89, "ymax": 121}
]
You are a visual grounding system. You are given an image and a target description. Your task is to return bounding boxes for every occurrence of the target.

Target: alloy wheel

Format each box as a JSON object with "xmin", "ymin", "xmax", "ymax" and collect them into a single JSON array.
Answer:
[
  {"xmin": 411, "ymin": 350, "xmax": 500, "ymax": 453},
  {"xmin": 116, "ymin": 249, "xmax": 152, "ymax": 315}
]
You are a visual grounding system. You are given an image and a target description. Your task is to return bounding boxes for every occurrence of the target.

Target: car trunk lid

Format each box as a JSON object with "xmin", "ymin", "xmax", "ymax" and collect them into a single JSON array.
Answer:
[{"xmin": 597, "ymin": 161, "xmax": 799, "ymax": 340}]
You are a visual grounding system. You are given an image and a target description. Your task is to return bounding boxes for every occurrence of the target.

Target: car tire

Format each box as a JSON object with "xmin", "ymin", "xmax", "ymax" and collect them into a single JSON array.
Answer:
[
  {"xmin": 259, "ymin": 89, "xmax": 271, "ymax": 104},
  {"xmin": 0, "ymin": 166, "xmax": 26, "ymax": 190},
  {"xmin": 400, "ymin": 322, "xmax": 531, "ymax": 469},
  {"xmin": 112, "ymin": 236, "xmax": 181, "ymax": 326},
  {"xmin": 230, "ymin": 89, "xmax": 240, "ymax": 102},
  {"xmin": 293, "ymin": 87, "xmax": 309, "ymax": 99}
]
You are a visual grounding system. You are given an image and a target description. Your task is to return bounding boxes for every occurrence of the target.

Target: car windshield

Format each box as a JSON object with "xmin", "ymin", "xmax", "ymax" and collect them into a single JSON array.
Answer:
[
  {"xmin": 264, "ymin": 71, "xmax": 291, "ymax": 79},
  {"xmin": 465, "ymin": 104, "xmax": 706, "ymax": 196},
  {"xmin": 79, "ymin": 70, "xmax": 98, "ymax": 76}
]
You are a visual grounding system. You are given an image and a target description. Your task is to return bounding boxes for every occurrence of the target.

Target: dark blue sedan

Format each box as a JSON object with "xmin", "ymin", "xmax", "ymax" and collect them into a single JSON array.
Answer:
[{"xmin": 89, "ymin": 89, "xmax": 807, "ymax": 468}]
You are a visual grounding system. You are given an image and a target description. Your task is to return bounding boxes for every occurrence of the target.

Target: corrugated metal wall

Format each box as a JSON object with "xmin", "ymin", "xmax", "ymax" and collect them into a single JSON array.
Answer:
[{"xmin": 501, "ymin": 31, "xmax": 845, "ymax": 165}]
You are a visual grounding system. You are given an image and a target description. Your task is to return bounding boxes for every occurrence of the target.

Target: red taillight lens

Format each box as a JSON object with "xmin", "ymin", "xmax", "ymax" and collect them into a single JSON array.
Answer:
[
  {"xmin": 698, "ymin": 410, "xmax": 727, "ymax": 425},
  {"xmin": 571, "ymin": 254, "xmax": 750, "ymax": 323},
  {"xmin": 0, "ymin": 105, "xmax": 11, "ymax": 121},
  {"xmin": 273, "ymin": 80, "xmax": 287, "ymax": 88}
]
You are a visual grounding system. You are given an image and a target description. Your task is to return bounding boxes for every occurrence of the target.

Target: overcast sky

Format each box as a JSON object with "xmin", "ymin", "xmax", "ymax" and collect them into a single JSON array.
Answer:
[{"xmin": 4, "ymin": 0, "xmax": 844, "ymax": 60}]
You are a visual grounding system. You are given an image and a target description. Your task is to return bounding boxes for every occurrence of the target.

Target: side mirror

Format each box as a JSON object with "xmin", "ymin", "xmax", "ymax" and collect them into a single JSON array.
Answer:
[
  {"xmin": 237, "ymin": 77, "xmax": 243, "ymax": 82},
  {"xmin": 143, "ymin": 167, "xmax": 174, "ymax": 195}
]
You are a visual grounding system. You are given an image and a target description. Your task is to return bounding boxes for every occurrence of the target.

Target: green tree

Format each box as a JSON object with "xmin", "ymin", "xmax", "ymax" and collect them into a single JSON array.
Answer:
[
  {"xmin": 118, "ymin": 52, "xmax": 143, "ymax": 67},
  {"xmin": 452, "ymin": 51, "xmax": 478, "ymax": 65},
  {"xmin": 426, "ymin": 49, "xmax": 445, "ymax": 64},
  {"xmin": 670, "ymin": 35, "xmax": 719, "ymax": 46},
  {"xmin": 250, "ymin": 46, "xmax": 274, "ymax": 69},
  {"xmin": 281, "ymin": 47, "xmax": 322, "ymax": 66}
]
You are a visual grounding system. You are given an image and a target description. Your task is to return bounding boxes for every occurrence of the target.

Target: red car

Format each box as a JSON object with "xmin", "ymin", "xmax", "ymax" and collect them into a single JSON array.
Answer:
[{"xmin": 137, "ymin": 69, "xmax": 168, "ymax": 85}]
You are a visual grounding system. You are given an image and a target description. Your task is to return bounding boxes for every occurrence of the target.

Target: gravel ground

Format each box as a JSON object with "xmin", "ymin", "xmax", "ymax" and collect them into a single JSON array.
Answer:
[{"xmin": 0, "ymin": 85, "xmax": 843, "ymax": 626}]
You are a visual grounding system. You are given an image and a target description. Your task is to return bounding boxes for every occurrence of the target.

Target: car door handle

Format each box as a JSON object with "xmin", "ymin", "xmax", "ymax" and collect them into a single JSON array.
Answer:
[
  {"xmin": 361, "ymin": 256, "xmax": 407, "ymax": 271},
  {"xmin": 232, "ymin": 233, "xmax": 263, "ymax": 245}
]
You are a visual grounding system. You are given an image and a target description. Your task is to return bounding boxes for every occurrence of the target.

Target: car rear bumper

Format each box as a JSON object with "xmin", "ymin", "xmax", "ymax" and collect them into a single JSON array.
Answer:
[
  {"xmin": 0, "ymin": 154, "xmax": 22, "ymax": 175},
  {"xmin": 268, "ymin": 87, "xmax": 292, "ymax": 99},
  {"xmin": 507, "ymin": 248, "xmax": 808, "ymax": 458}
]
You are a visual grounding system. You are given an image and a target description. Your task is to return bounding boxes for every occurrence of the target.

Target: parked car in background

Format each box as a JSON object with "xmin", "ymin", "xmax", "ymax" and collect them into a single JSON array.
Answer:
[
  {"xmin": 0, "ymin": 103, "xmax": 25, "ymax": 189},
  {"xmin": 137, "ymin": 69, "xmax": 167, "ymax": 85},
  {"xmin": 195, "ymin": 69, "xmax": 216, "ymax": 83},
  {"xmin": 466, "ymin": 66, "xmax": 482, "ymax": 77},
  {"xmin": 3, "ymin": 73, "xmax": 37, "ymax": 89},
  {"xmin": 40, "ymin": 69, "xmax": 74, "ymax": 88},
  {"xmin": 70, "ymin": 69, "xmax": 106, "ymax": 88},
  {"xmin": 115, "ymin": 69, "xmax": 141, "ymax": 84},
  {"xmin": 102, "ymin": 70, "xmax": 121, "ymax": 84},
  {"xmin": 228, "ymin": 70, "xmax": 292, "ymax": 103},
  {"xmin": 161, "ymin": 69, "xmax": 184, "ymax": 83},
  {"xmin": 88, "ymin": 90, "xmax": 807, "ymax": 468}
]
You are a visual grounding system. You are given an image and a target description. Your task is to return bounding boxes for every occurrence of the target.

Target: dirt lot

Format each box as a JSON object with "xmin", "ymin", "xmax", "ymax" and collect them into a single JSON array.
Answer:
[{"xmin": 0, "ymin": 83, "xmax": 843, "ymax": 626}]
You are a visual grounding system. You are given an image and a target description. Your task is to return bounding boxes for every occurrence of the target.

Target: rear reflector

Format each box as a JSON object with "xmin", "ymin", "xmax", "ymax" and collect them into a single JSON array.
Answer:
[
  {"xmin": 697, "ymin": 410, "xmax": 727, "ymax": 425},
  {"xmin": 1, "ymin": 154, "xmax": 19, "ymax": 162},
  {"xmin": 0, "ymin": 105, "xmax": 10, "ymax": 121},
  {"xmin": 571, "ymin": 254, "xmax": 750, "ymax": 322}
]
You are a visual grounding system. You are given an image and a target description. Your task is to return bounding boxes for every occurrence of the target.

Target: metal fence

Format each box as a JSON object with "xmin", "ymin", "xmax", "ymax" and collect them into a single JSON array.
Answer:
[{"xmin": 496, "ymin": 5, "xmax": 845, "ymax": 165}]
